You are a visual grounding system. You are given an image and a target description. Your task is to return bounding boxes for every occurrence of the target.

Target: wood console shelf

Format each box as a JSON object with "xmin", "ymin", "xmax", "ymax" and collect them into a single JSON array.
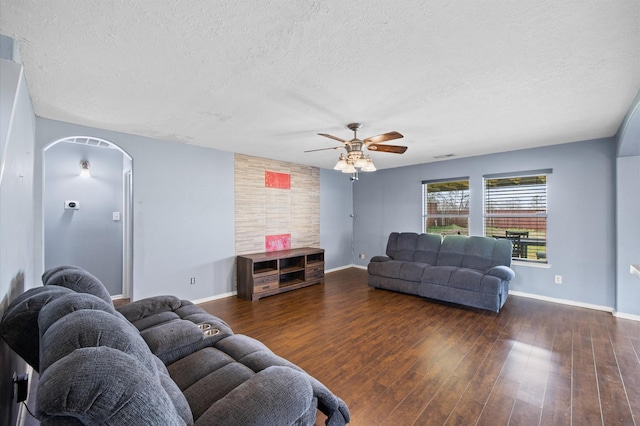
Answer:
[{"xmin": 237, "ymin": 247, "xmax": 325, "ymax": 301}]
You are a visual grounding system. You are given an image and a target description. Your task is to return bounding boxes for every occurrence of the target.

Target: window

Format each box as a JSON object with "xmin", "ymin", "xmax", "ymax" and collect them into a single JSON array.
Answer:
[
  {"xmin": 422, "ymin": 178, "xmax": 469, "ymax": 236},
  {"xmin": 484, "ymin": 171, "xmax": 550, "ymax": 262}
]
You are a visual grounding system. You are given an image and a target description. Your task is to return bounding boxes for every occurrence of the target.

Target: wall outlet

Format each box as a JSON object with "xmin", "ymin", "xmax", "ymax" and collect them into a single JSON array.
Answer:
[
  {"xmin": 554, "ymin": 275, "xmax": 562, "ymax": 284},
  {"xmin": 359, "ymin": 254, "xmax": 366, "ymax": 259},
  {"xmin": 190, "ymin": 277, "xmax": 196, "ymax": 285},
  {"xmin": 12, "ymin": 372, "xmax": 28, "ymax": 402}
]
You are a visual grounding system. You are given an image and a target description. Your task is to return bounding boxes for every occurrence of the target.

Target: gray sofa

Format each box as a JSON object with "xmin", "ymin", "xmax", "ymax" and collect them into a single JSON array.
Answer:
[
  {"xmin": 368, "ymin": 233, "xmax": 515, "ymax": 312},
  {"xmin": 0, "ymin": 265, "xmax": 349, "ymax": 425}
]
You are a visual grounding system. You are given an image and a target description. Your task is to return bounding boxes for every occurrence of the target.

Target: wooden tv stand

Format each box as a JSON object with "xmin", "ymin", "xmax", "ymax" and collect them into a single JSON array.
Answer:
[{"xmin": 236, "ymin": 247, "xmax": 325, "ymax": 301}]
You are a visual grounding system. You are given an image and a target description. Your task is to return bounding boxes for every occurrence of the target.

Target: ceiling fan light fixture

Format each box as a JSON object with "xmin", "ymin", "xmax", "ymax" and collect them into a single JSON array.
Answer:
[
  {"xmin": 333, "ymin": 154, "xmax": 347, "ymax": 170},
  {"xmin": 361, "ymin": 157, "xmax": 376, "ymax": 172},
  {"xmin": 341, "ymin": 163, "xmax": 357, "ymax": 174},
  {"xmin": 312, "ymin": 123, "xmax": 406, "ymax": 174},
  {"xmin": 354, "ymin": 156, "xmax": 367, "ymax": 168}
]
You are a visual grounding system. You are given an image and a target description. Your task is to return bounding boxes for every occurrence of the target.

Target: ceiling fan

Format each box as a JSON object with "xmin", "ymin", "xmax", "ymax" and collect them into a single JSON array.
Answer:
[{"xmin": 305, "ymin": 123, "xmax": 407, "ymax": 173}]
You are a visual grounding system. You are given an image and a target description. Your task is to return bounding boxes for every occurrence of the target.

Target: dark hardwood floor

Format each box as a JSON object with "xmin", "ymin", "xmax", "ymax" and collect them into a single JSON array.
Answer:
[{"xmin": 199, "ymin": 268, "xmax": 640, "ymax": 426}]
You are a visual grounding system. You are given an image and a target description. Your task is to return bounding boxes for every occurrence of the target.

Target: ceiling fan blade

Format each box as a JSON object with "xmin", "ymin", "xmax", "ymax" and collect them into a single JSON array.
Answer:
[
  {"xmin": 304, "ymin": 146, "xmax": 343, "ymax": 153},
  {"xmin": 368, "ymin": 144, "xmax": 407, "ymax": 154},
  {"xmin": 318, "ymin": 133, "xmax": 348, "ymax": 143},
  {"xmin": 362, "ymin": 131, "xmax": 403, "ymax": 144}
]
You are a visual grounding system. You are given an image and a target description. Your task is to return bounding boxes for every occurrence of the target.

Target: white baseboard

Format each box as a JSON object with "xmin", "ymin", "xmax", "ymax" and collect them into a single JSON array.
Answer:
[
  {"xmin": 326, "ymin": 263, "xmax": 368, "ymax": 272},
  {"xmin": 325, "ymin": 264, "xmax": 357, "ymax": 273},
  {"xmin": 612, "ymin": 311, "xmax": 640, "ymax": 322},
  {"xmin": 509, "ymin": 290, "xmax": 614, "ymax": 313},
  {"xmin": 192, "ymin": 291, "xmax": 237, "ymax": 305}
]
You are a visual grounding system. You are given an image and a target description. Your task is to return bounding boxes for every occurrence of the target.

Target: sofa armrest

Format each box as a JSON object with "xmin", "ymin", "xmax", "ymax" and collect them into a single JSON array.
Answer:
[
  {"xmin": 116, "ymin": 295, "xmax": 182, "ymax": 322},
  {"xmin": 370, "ymin": 255, "xmax": 392, "ymax": 263},
  {"xmin": 485, "ymin": 265, "xmax": 515, "ymax": 281}
]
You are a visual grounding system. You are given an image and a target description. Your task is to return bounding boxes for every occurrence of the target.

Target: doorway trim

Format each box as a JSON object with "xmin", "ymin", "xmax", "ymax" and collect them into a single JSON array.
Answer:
[{"xmin": 43, "ymin": 136, "xmax": 133, "ymax": 298}]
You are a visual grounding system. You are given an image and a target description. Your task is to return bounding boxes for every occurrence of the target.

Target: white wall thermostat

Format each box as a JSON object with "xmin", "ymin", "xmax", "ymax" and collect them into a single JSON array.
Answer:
[{"xmin": 64, "ymin": 200, "xmax": 80, "ymax": 210}]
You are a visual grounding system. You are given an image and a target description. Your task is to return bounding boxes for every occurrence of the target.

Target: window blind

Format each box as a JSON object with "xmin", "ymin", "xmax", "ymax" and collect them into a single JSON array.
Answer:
[{"xmin": 484, "ymin": 173, "xmax": 548, "ymax": 262}]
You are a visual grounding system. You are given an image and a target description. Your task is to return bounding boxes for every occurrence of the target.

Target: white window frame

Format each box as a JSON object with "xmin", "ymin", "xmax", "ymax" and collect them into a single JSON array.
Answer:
[
  {"xmin": 422, "ymin": 178, "xmax": 470, "ymax": 236},
  {"xmin": 483, "ymin": 170, "xmax": 551, "ymax": 263}
]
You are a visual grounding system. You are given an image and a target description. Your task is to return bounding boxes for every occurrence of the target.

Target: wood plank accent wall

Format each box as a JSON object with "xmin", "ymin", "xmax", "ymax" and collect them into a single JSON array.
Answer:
[{"xmin": 235, "ymin": 154, "xmax": 320, "ymax": 255}]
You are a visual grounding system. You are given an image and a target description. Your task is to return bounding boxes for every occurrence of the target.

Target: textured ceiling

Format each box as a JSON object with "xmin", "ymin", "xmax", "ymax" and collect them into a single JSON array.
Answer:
[{"xmin": 1, "ymin": 1, "xmax": 639, "ymax": 170}]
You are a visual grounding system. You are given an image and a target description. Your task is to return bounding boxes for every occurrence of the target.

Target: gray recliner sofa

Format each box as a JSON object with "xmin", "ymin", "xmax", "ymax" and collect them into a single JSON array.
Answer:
[
  {"xmin": 368, "ymin": 233, "xmax": 515, "ymax": 312},
  {"xmin": 0, "ymin": 265, "xmax": 350, "ymax": 425}
]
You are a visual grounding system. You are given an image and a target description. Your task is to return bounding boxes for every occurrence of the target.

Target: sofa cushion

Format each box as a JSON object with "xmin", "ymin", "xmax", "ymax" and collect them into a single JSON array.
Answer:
[
  {"xmin": 0, "ymin": 285, "xmax": 74, "ymax": 371},
  {"xmin": 413, "ymin": 233, "xmax": 442, "ymax": 265},
  {"xmin": 168, "ymin": 347, "xmax": 237, "ymax": 391},
  {"xmin": 41, "ymin": 265, "xmax": 84, "ymax": 284},
  {"xmin": 421, "ymin": 266, "xmax": 458, "ymax": 285},
  {"xmin": 390, "ymin": 232, "xmax": 424, "ymax": 261},
  {"xmin": 125, "ymin": 298, "xmax": 234, "ymax": 364},
  {"xmin": 155, "ymin": 357, "xmax": 194, "ymax": 425},
  {"xmin": 436, "ymin": 235, "xmax": 467, "ymax": 267},
  {"xmin": 129, "ymin": 310, "xmax": 181, "ymax": 331},
  {"xmin": 385, "ymin": 232, "xmax": 400, "ymax": 257},
  {"xmin": 37, "ymin": 292, "xmax": 130, "ymax": 337},
  {"xmin": 398, "ymin": 262, "xmax": 429, "ymax": 282},
  {"xmin": 37, "ymin": 347, "xmax": 189, "ymax": 426},
  {"xmin": 447, "ymin": 268, "xmax": 485, "ymax": 292},
  {"xmin": 370, "ymin": 261, "xmax": 434, "ymax": 284},
  {"xmin": 140, "ymin": 319, "xmax": 205, "ymax": 360},
  {"xmin": 40, "ymin": 308, "xmax": 160, "ymax": 374},
  {"xmin": 458, "ymin": 236, "xmax": 494, "ymax": 270},
  {"xmin": 184, "ymin": 360, "xmax": 256, "ymax": 420},
  {"xmin": 488, "ymin": 238, "xmax": 513, "ymax": 267},
  {"xmin": 194, "ymin": 366, "xmax": 314, "ymax": 426},
  {"xmin": 424, "ymin": 267, "xmax": 504, "ymax": 295},
  {"xmin": 44, "ymin": 268, "xmax": 112, "ymax": 305},
  {"xmin": 437, "ymin": 235, "xmax": 512, "ymax": 271}
]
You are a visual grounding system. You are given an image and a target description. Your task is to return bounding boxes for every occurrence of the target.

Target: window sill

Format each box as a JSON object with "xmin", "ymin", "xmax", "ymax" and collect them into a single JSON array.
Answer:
[{"xmin": 511, "ymin": 260, "xmax": 551, "ymax": 269}]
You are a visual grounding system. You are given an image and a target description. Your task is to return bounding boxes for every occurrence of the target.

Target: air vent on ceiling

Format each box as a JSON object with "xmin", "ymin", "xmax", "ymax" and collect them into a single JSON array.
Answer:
[
  {"xmin": 66, "ymin": 137, "xmax": 114, "ymax": 149},
  {"xmin": 433, "ymin": 153, "xmax": 456, "ymax": 159}
]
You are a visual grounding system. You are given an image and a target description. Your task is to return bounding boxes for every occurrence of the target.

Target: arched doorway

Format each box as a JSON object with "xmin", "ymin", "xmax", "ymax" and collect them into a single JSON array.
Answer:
[{"xmin": 43, "ymin": 136, "xmax": 132, "ymax": 298}]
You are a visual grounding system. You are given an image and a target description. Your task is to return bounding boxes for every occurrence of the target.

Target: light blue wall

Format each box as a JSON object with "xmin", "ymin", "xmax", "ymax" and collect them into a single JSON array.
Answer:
[
  {"xmin": 320, "ymin": 169, "xmax": 354, "ymax": 270},
  {"xmin": 352, "ymin": 139, "xmax": 618, "ymax": 309},
  {"xmin": 36, "ymin": 118, "xmax": 236, "ymax": 302},
  {"xmin": 0, "ymin": 50, "xmax": 35, "ymax": 426},
  {"xmin": 43, "ymin": 142, "xmax": 124, "ymax": 295},
  {"xmin": 615, "ymin": 90, "xmax": 640, "ymax": 317},
  {"xmin": 35, "ymin": 119, "xmax": 355, "ymax": 301},
  {"xmin": 616, "ymin": 156, "xmax": 640, "ymax": 315},
  {"xmin": 0, "ymin": 58, "xmax": 35, "ymax": 298}
]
